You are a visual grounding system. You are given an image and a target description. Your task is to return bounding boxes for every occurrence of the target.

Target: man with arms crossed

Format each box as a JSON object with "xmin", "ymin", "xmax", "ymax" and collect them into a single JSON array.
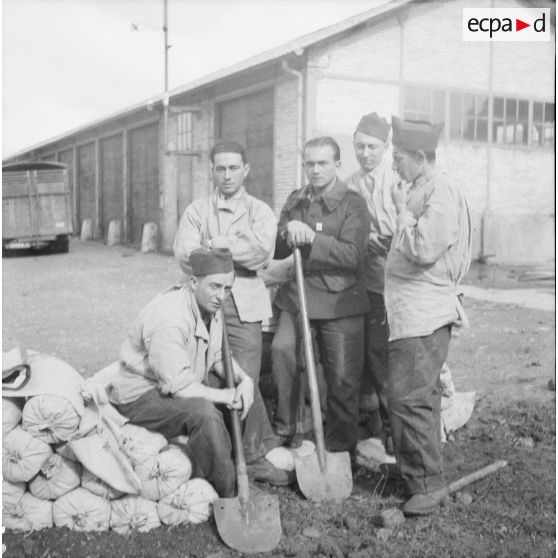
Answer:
[
  {"xmin": 386, "ymin": 117, "xmax": 472, "ymax": 515},
  {"xmin": 346, "ymin": 113, "xmax": 397, "ymax": 454}
]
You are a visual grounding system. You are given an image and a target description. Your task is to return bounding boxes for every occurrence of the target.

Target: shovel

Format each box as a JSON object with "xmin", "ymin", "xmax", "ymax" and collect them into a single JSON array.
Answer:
[
  {"xmin": 213, "ymin": 308, "xmax": 282, "ymax": 554},
  {"xmin": 292, "ymin": 247, "xmax": 353, "ymax": 502}
]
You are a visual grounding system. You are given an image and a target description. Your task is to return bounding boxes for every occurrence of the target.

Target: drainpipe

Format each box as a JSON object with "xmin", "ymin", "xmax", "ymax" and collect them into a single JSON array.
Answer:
[
  {"xmin": 281, "ymin": 58, "xmax": 304, "ymax": 189},
  {"xmin": 481, "ymin": 0, "xmax": 495, "ymax": 263}
]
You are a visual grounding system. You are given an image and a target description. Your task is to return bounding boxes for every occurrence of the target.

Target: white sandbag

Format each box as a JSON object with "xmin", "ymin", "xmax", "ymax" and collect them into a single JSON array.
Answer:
[
  {"xmin": 2, "ymin": 397, "xmax": 23, "ymax": 434},
  {"xmin": 136, "ymin": 445, "xmax": 192, "ymax": 502},
  {"xmin": 55, "ymin": 442, "xmax": 80, "ymax": 463},
  {"xmin": 440, "ymin": 363, "xmax": 456, "ymax": 411},
  {"xmin": 442, "ymin": 391, "xmax": 477, "ymax": 435},
  {"xmin": 22, "ymin": 395, "xmax": 80, "ymax": 444},
  {"xmin": 3, "ymin": 479, "xmax": 26, "ymax": 507},
  {"xmin": 157, "ymin": 478, "xmax": 218, "ymax": 526},
  {"xmin": 81, "ymin": 468, "xmax": 124, "ymax": 500},
  {"xmin": 119, "ymin": 423, "xmax": 168, "ymax": 467},
  {"xmin": 2, "ymin": 491, "xmax": 53, "ymax": 531},
  {"xmin": 2, "ymin": 426, "xmax": 53, "ymax": 483},
  {"xmin": 53, "ymin": 487, "xmax": 111, "ymax": 531},
  {"xmin": 29, "ymin": 454, "xmax": 82, "ymax": 500},
  {"xmin": 292, "ymin": 440, "xmax": 316, "ymax": 459},
  {"xmin": 110, "ymin": 496, "xmax": 161, "ymax": 534}
]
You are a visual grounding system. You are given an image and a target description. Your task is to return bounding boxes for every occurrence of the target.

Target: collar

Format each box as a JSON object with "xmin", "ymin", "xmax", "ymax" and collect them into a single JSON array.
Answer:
[
  {"xmin": 185, "ymin": 287, "xmax": 219, "ymax": 342},
  {"xmin": 215, "ymin": 187, "xmax": 246, "ymax": 209},
  {"xmin": 411, "ymin": 168, "xmax": 439, "ymax": 191},
  {"xmin": 287, "ymin": 177, "xmax": 348, "ymax": 212}
]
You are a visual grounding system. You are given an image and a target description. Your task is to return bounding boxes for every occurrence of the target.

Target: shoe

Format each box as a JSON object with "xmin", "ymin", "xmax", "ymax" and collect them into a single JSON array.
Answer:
[
  {"xmin": 401, "ymin": 487, "xmax": 451, "ymax": 516},
  {"xmin": 246, "ymin": 457, "xmax": 296, "ymax": 487}
]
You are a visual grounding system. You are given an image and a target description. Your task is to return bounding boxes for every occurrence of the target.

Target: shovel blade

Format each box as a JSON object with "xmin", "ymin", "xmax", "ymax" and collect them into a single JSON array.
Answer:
[
  {"xmin": 295, "ymin": 450, "xmax": 353, "ymax": 502},
  {"xmin": 214, "ymin": 494, "xmax": 282, "ymax": 554}
]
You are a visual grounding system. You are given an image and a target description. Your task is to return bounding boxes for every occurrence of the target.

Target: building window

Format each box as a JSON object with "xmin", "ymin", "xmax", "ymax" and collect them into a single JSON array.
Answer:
[
  {"xmin": 532, "ymin": 101, "xmax": 555, "ymax": 147},
  {"xmin": 450, "ymin": 92, "xmax": 489, "ymax": 142},
  {"xmin": 173, "ymin": 112, "xmax": 194, "ymax": 152},
  {"xmin": 403, "ymin": 86, "xmax": 445, "ymax": 123},
  {"xmin": 493, "ymin": 96, "xmax": 529, "ymax": 145},
  {"xmin": 403, "ymin": 86, "xmax": 554, "ymax": 149}
]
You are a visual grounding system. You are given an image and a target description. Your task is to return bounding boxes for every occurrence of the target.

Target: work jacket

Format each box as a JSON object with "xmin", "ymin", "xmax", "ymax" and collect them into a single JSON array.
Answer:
[
  {"xmin": 274, "ymin": 177, "xmax": 370, "ymax": 320},
  {"xmin": 109, "ymin": 286, "xmax": 222, "ymax": 405},
  {"xmin": 345, "ymin": 156, "xmax": 398, "ymax": 295},
  {"xmin": 385, "ymin": 169, "xmax": 472, "ymax": 341},
  {"xmin": 174, "ymin": 188, "xmax": 276, "ymax": 323}
]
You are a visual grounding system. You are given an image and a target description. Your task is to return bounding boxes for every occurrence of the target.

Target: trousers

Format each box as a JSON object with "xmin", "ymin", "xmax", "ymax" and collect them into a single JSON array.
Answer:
[
  {"xmin": 388, "ymin": 324, "xmax": 451, "ymax": 495},
  {"xmin": 272, "ymin": 310, "xmax": 364, "ymax": 453},
  {"xmin": 362, "ymin": 291, "xmax": 390, "ymax": 438},
  {"xmin": 223, "ymin": 294, "xmax": 278, "ymax": 458}
]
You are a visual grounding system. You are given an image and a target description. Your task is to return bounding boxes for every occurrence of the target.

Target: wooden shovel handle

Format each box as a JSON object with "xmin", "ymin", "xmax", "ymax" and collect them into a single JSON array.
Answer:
[
  {"xmin": 221, "ymin": 308, "xmax": 250, "ymax": 504},
  {"xmin": 293, "ymin": 247, "xmax": 326, "ymax": 470}
]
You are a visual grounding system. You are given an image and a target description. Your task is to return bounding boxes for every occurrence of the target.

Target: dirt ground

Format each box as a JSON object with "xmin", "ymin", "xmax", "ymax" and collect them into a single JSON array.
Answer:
[{"xmin": 2, "ymin": 240, "xmax": 555, "ymax": 558}]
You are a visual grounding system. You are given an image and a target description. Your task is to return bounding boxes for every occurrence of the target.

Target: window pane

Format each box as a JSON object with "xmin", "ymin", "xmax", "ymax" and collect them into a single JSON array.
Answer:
[
  {"xmin": 417, "ymin": 88, "xmax": 430, "ymax": 114},
  {"xmin": 544, "ymin": 103, "xmax": 555, "ymax": 123},
  {"xmin": 493, "ymin": 97, "xmax": 504, "ymax": 118},
  {"xmin": 476, "ymin": 96, "xmax": 489, "ymax": 117},
  {"xmin": 404, "ymin": 87, "xmax": 418, "ymax": 110},
  {"xmin": 533, "ymin": 101, "xmax": 544, "ymax": 122},
  {"xmin": 505, "ymin": 98, "xmax": 517, "ymax": 122},
  {"xmin": 463, "ymin": 117, "xmax": 475, "ymax": 141},
  {"xmin": 449, "ymin": 92, "xmax": 462, "ymax": 139},
  {"xmin": 476, "ymin": 118, "xmax": 488, "ymax": 142},
  {"xmin": 518, "ymin": 100, "xmax": 529, "ymax": 123}
]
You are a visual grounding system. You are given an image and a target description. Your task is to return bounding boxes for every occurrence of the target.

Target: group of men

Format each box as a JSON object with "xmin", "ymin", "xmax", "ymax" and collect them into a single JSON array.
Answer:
[{"xmin": 107, "ymin": 112, "xmax": 472, "ymax": 517}]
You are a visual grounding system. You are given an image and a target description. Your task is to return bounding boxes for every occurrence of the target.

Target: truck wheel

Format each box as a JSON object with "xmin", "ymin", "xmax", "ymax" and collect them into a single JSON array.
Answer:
[{"xmin": 53, "ymin": 235, "xmax": 70, "ymax": 254}]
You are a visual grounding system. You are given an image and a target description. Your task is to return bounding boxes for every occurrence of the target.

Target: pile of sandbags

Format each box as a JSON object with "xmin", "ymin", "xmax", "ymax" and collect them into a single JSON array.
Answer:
[{"xmin": 2, "ymin": 353, "xmax": 221, "ymax": 535}]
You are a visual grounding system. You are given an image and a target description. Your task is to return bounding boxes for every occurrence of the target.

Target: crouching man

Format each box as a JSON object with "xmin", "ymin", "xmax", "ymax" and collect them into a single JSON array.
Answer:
[{"xmin": 109, "ymin": 248, "xmax": 293, "ymax": 497}]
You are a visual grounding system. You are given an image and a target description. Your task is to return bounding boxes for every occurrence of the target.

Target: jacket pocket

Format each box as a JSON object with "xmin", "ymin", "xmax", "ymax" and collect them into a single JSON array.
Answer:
[{"xmin": 320, "ymin": 272, "xmax": 357, "ymax": 293}]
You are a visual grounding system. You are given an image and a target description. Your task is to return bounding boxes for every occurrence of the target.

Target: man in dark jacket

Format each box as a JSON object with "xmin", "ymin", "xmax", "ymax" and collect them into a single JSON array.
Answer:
[{"xmin": 271, "ymin": 136, "xmax": 370, "ymax": 455}]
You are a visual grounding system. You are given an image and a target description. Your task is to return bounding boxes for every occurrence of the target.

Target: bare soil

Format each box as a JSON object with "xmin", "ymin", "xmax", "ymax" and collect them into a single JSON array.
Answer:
[{"xmin": 2, "ymin": 240, "xmax": 555, "ymax": 558}]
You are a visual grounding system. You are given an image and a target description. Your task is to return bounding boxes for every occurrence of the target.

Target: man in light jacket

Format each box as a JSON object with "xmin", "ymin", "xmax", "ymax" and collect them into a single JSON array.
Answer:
[
  {"xmin": 386, "ymin": 116, "xmax": 472, "ymax": 516},
  {"xmin": 174, "ymin": 141, "xmax": 285, "ymax": 485}
]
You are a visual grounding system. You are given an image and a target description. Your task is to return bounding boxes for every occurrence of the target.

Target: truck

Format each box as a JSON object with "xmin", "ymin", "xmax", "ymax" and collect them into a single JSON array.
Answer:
[{"xmin": 2, "ymin": 161, "xmax": 73, "ymax": 254}]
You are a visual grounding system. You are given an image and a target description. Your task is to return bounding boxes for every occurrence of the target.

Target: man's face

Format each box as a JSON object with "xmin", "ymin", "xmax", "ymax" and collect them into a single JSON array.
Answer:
[
  {"xmin": 392, "ymin": 145, "xmax": 422, "ymax": 183},
  {"xmin": 212, "ymin": 152, "xmax": 250, "ymax": 199},
  {"xmin": 190, "ymin": 271, "xmax": 235, "ymax": 314},
  {"xmin": 303, "ymin": 145, "xmax": 340, "ymax": 189},
  {"xmin": 353, "ymin": 131, "xmax": 387, "ymax": 172}
]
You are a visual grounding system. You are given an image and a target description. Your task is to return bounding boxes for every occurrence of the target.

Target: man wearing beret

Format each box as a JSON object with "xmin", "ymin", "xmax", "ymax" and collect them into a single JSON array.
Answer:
[
  {"xmin": 174, "ymin": 141, "xmax": 280, "ymax": 468},
  {"xmin": 386, "ymin": 117, "xmax": 472, "ymax": 515},
  {"xmin": 272, "ymin": 136, "xmax": 370, "ymax": 456},
  {"xmin": 110, "ymin": 248, "xmax": 293, "ymax": 497},
  {"xmin": 346, "ymin": 113, "xmax": 398, "ymax": 456}
]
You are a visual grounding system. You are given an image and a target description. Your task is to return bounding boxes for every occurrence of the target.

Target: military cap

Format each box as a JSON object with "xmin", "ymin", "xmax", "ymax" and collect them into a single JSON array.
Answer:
[
  {"xmin": 190, "ymin": 247, "xmax": 234, "ymax": 276},
  {"xmin": 355, "ymin": 113, "xmax": 391, "ymax": 141},
  {"xmin": 391, "ymin": 116, "xmax": 444, "ymax": 152}
]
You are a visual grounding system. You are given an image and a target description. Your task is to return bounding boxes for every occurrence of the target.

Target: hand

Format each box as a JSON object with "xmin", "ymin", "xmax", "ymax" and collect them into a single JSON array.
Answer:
[
  {"xmin": 234, "ymin": 377, "xmax": 254, "ymax": 420},
  {"xmin": 391, "ymin": 181, "xmax": 408, "ymax": 214},
  {"xmin": 210, "ymin": 236, "xmax": 230, "ymax": 249},
  {"xmin": 223, "ymin": 387, "xmax": 242, "ymax": 410},
  {"xmin": 285, "ymin": 220, "xmax": 316, "ymax": 247}
]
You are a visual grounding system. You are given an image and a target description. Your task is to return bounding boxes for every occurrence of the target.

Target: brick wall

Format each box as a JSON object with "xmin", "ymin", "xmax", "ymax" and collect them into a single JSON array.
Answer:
[{"xmin": 273, "ymin": 77, "xmax": 299, "ymax": 215}]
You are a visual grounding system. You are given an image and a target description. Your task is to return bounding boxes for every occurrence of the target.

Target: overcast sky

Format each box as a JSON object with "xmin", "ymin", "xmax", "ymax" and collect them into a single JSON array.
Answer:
[{"xmin": 2, "ymin": 0, "xmax": 387, "ymax": 158}]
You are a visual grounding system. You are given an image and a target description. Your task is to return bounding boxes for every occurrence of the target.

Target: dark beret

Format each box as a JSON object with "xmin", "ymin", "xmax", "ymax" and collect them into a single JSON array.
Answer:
[
  {"xmin": 355, "ymin": 113, "xmax": 390, "ymax": 141},
  {"xmin": 391, "ymin": 116, "xmax": 444, "ymax": 152},
  {"xmin": 190, "ymin": 248, "xmax": 234, "ymax": 276}
]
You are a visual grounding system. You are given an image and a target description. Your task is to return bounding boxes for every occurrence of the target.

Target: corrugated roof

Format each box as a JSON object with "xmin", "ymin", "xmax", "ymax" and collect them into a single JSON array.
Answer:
[{"xmin": 4, "ymin": 0, "xmax": 410, "ymax": 161}]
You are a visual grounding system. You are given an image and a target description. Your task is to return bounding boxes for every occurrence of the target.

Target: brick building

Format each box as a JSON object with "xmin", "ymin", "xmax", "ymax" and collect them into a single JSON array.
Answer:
[{"xmin": 4, "ymin": 0, "xmax": 555, "ymax": 263}]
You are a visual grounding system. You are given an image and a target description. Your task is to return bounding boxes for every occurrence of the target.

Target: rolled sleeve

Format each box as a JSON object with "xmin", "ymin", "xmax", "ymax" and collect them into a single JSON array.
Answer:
[{"xmin": 145, "ymin": 327, "xmax": 197, "ymax": 395}]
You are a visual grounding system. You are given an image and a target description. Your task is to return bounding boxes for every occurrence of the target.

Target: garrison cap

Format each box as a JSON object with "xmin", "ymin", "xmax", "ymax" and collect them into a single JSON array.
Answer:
[
  {"xmin": 190, "ymin": 248, "xmax": 234, "ymax": 276},
  {"xmin": 355, "ymin": 113, "xmax": 390, "ymax": 141},
  {"xmin": 391, "ymin": 116, "xmax": 444, "ymax": 152}
]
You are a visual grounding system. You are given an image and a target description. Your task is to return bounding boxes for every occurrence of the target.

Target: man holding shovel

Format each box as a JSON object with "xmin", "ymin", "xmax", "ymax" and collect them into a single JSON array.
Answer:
[
  {"xmin": 386, "ymin": 117, "xmax": 472, "ymax": 515},
  {"xmin": 110, "ymin": 248, "xmax": 293, "ymax": 497},
  {"xmin": 272, "ymin": 136, "xmax": 370, "ymax": 458}
]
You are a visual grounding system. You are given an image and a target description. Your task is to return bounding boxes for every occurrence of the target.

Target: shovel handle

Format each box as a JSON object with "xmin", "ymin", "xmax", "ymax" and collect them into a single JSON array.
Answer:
[
  {"xmin": 293, "ymin": 247, "xmax": 326, "ymax": 470},
  {"xmin": 221, "ymin": 308, "xmax": 250, "ymax": 504}
]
